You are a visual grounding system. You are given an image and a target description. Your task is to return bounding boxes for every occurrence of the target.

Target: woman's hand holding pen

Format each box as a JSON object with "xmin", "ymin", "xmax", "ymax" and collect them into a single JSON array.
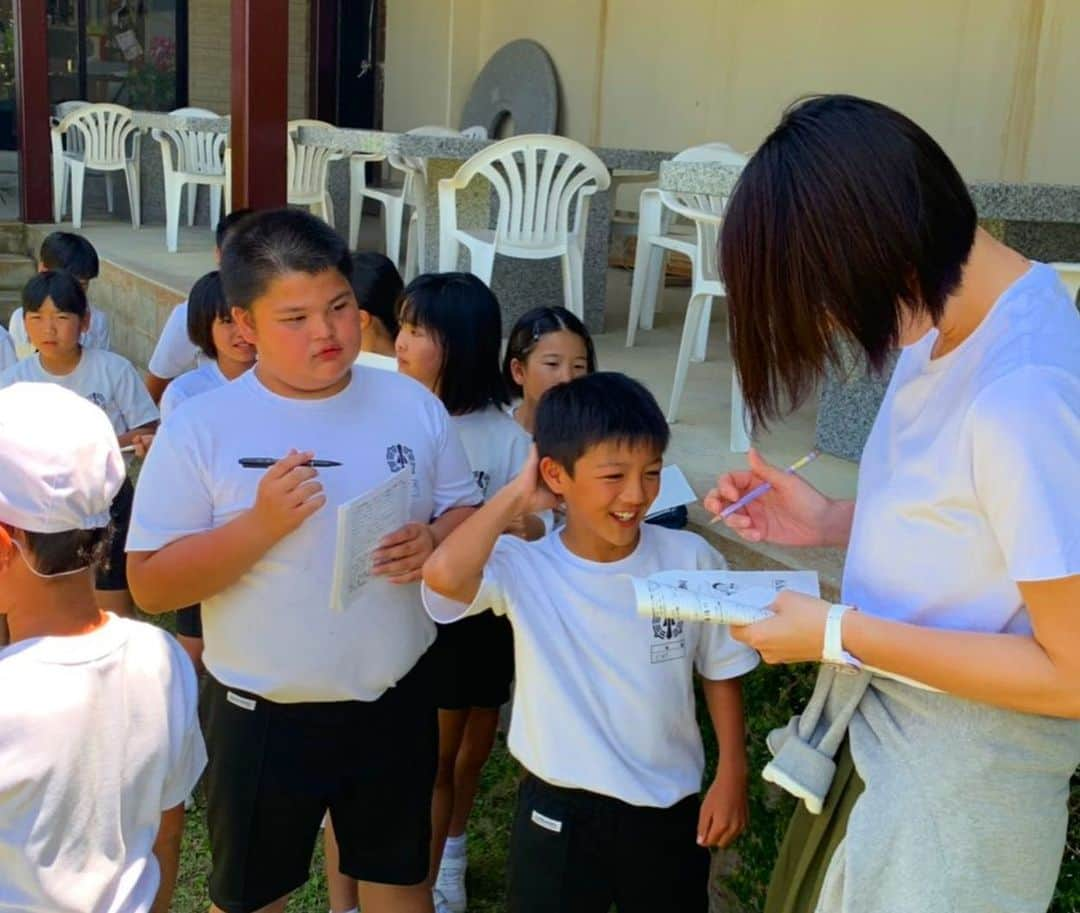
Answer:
[
  {"xmin": 250, "ymin": 450, "xmax": 326, "ymax": 540},
  {"xmin": 704, "ymin": 448, "xmax": 845, "ymax": 547}
]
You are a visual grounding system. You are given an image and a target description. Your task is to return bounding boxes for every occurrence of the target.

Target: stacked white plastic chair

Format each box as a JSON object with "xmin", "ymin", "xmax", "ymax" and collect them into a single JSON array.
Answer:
[
  {"xmin": 50, "ymin": 103, "xmax": 142, "ymax": 229},
  {"xmin": 624, "ymin": 143, "xmax": 748, "ymax": 448},
  {"xmin": 437, "ymin": 134, "xmax": 610, "ymax": 320},
  {"xmin": 287, "ymin": 119, "xmax": 343, "ymax": 225},
  {"xmin": 348, "ymin": 125, "xmax": 487, "ymax": 280},
  {"xmin": 152, "ymin": 107, "xmax": 228, "ymax": 253}
]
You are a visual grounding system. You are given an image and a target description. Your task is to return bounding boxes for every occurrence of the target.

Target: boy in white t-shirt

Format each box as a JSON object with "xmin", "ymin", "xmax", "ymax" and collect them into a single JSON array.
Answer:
[
  {"xmin": 145, "ymin": 209, "xmax": 255, "ymax": 403},
  {"xmin": 423, "ymin": 372, "xmax": 758, "ymax": 913},
  {"xmin": 0, "ymin": 382, "xmax": 205, "ymax": 913},
  {"xmin": 9, "ymin": 232, "xmax": 110, "ymax": 359},
  {"xmin": 0, "ymin": 271, "xmax": 158, "ymax": 617},
  {"xmin": 127, "ymin": 208, "xmax": 480, "ymax": 913}
]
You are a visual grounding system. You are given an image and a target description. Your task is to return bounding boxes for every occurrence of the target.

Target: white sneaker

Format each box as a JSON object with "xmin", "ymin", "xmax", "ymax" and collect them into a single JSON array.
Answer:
[{"xmin": 435, "ymin": 854, "xmax": 467, "ymax": 913}]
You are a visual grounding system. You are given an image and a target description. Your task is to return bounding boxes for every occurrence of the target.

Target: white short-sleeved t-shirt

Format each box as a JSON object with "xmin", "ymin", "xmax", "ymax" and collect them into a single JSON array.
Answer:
[
  {"xmin": 159, "ymin": 361, "xmax": 231, "ymax": 421},
  {"xmin": 424, "ymin": 525, "xmax": 759, "ymax": 807},
  {"xmin": 0, "ymin": 615, "xmax": 206, "ymax": 913},
  {"xmin": 0, "ymin": 326, "xmax": 14, "ymax": 373},
  {"xmin": 0, "ymin": 347, "xmax": 159, "ymax": 436},
  {"xmin": 128, "ymin": 367, "xmax": 481, "ymax": 703},
  {"xmin": 844, "ymin": 263, "xmax": 1080, "ymax": 634},
  {"xmin": 147, "ymin": 300, "xmax": 206, "ymax": 379},
  {"xmin": 451, "ymin": 405, "xmax": 532, "ymax": 499},
  {"xmin": 354, "ymin": 350, "xmax": 398, "ymax": 371},
  {"xmin": 8, "ymin": 305, "xmax": 111, "ymax": 359}
]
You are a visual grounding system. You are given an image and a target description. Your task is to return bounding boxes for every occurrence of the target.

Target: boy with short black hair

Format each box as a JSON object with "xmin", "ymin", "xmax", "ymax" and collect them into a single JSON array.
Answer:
[
  {"xmin": 0, "ymin": 271, "xmax": 158, "ymax": 617},
  {"xmin": 128, "ymin": 208, "xmax": 480, "ymax": 913},
  {"xmin": 145, "ymin": 208, "xmax": 256, "ymax": 401},
  {"xmin": 0, "ymin": 382, "xmax": 205, "ymax": 913},
  {"xmin": 423, "ymin": 371, "xmax": 757, "ymax": 913},
  {"xmin": 9, "ymin": 231, "xmax": 109, "ymax": 358}
]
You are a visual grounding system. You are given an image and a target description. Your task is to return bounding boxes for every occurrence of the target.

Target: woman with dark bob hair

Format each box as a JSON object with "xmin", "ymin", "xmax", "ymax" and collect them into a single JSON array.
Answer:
[{"xmin": 706, "ymin": 95, "xmax": 1079, "ymax": 913}]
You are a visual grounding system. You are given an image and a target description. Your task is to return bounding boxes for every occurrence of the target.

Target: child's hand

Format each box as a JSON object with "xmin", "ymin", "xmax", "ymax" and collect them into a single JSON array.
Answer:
[
  {"xmin": 510, "ymin": 446, "xmax": 560, "ymax": 515},
  {"xmin": 697, "ymin": 763, "xmax": 749, "ymax": 848},
  {"xmin": 131, "ymin": 432, "xmax": 155, "ymax": 459},
  {"xmin": 373, "ymin": 522, "xmax": 437, "ymax": 584},
  {"xmin": 250, "ymin": 450, "xmax": 326, "ymax": 540}
]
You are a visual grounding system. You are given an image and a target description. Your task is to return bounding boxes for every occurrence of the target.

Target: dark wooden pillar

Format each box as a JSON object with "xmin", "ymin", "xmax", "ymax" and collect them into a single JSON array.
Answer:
[
  {"xmin": 309, "ymin": 0, "xmax": 338, "ymax": 123},
  {"xmin": 230, "ymin": 0, "xmax": 288, "ymax": 210},
  {"xmin": 14, "ymin": 0, "xmax": 53, "ymax": 222}
]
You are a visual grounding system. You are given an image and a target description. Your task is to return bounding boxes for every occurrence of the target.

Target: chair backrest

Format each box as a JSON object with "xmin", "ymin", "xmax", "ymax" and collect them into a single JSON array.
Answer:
[
  {"xmin": 287, "ymin": 119, "xmax": 339, "ymax": 200},
  {"xmin": 451, "ymin": 134, "xmax": 610, "ymax": 247},
  {"xmin": 57, "ymin": 103, "xmax": 138, "ymax": 168},
  {"xmin": 53, "ymin": 100, "xmax": 91, "ymax": 155},
  {"xmin": 152, "ymin": 107, "xmax": 226, "ymax": 177}
]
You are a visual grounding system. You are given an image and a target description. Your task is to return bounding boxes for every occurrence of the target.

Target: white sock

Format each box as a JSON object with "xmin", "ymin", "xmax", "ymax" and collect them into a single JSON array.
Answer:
[{"xmin": 444, "ymin": 833, "xmax": 467, "ymax": 859}]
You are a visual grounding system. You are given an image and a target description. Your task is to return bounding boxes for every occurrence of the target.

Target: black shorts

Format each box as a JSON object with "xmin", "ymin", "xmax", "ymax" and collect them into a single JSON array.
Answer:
[
  {"xmin": 507, "ymin": 773, "xmax": 709, "ymax": 913},
  {"xmin": 95, "ymin": 476, "xmax": 133, "ymax": 591},
  {"xmin": 430, "ymin": 611, "xmax": 514, "ymax": 710},
  {"xmin": 200, "ymin": 653, "xmax": 437, "ymax": 913},
  {"xmin": 175, "ymin": 605, "xmax": 202, "ymax": 638}
]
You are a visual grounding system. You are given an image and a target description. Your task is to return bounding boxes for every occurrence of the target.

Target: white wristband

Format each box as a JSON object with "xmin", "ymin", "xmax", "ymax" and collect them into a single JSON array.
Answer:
[{"xmin": 823, "ymin": 604, "xmax": 860, "ymax": 669}]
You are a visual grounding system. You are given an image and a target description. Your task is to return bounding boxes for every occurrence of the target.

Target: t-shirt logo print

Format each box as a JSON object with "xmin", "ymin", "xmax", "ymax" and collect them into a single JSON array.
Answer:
[
  {"xmin": 473, "ymin": 470, "xmax": 490, "ymax": 495},
  {"xmin": 86, "ymin": 392, "xmax": 107, "ymax": 410},
  {"xmin": 386, "ymin": 443, "xmax": 416, "ymax": 474}
]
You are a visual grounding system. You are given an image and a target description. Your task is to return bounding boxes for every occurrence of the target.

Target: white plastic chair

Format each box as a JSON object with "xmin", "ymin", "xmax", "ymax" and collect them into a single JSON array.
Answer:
[
  {"xmin": 287, "ymin": 119, "xmax": 343, "ymax": 225},
  {"xmin": 437, "ymin": 134, "xmax": 610, "ymax": 319},
  {"xmin": 50, "ymin": 102, "xmax": 142, "ymax": 229},
  {"xmin": 657, "ymin": 193, "xmax": 750, "ymax": 450},
  {"xmin": 1049, "ymin": 262, "xmax": 1080, "ymax": 307},
  {"xmin": 625, "ymin": 143, "xmax": 745, "ymax": 349},
  {"xmin": 348, "ymin": 125, "xmax": 486, "ymax": 279},
  {"xmin": 152, "ymin": 107, "xmax": 228, "ymax": 253}
]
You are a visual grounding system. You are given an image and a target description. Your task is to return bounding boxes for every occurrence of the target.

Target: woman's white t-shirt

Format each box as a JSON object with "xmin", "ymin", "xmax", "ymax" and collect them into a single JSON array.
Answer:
[
  {"xmin": 8, "ymin": 305, "xmax": 111, "ymax": 359},
  {"xmin": 843, "ymin": 263, "xmax": 1079, "ymax": 634},
  {"xmin": 0, "ymin": 347, "xmax": 159, "ymax": 436}
]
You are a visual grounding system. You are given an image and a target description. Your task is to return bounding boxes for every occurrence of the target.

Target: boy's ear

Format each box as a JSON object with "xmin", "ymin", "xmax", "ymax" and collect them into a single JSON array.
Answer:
[
  {"xmin": 36, "ymin": 262, "xmax": 46, "ymax": 275},
  {"xmin": 79, "ymin": 310, "xmax": 91, "ymax": 333},
  {"xmin": 232, "ymin": 306, "xmax": 257, "ymax": 345},
  {"xmin": 538, "ymin": 455, "xmax": 570, "ymax": 495}
]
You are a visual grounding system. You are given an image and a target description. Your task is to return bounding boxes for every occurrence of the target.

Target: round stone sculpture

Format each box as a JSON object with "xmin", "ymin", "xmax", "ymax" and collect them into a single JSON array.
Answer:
[{"xmin": 460, "ymin": 39, "xmax": 560, "ymax": 137}]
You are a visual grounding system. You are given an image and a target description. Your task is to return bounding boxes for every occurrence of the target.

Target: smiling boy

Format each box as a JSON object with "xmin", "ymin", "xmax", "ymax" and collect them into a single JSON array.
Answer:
[
  {"xmin": 422, "ymin": 372, "xmax": 758, "ymax": 913},
  {"xmin": 127, "ymin": 209, "xmax": 480, "ymax": 913}
]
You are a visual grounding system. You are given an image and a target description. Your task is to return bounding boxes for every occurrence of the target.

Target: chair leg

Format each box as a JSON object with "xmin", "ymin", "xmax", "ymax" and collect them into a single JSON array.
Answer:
[
  {"xmin": 52, "ymin": 155, "xmax": 65, "ymax": 221},
  {"xmin": 627, "ymin": 234, "xmax": 657, "ymax": 346},
  {"xmin": 124, "ymin": 165, "xmax": 141, "ymax": 229},
  {"xmin": 403, "ymin": 211, "xmax": 419, "ymax": 283},
  {"xmin": 730, "ymin": 362, "xmax": 751, "ymax": 453},
  {"xmin": 667, "ymin": 292, "xmax": 708, "ymax": 424},
  {"xmin": 348, "ymin": 158, "xmax": 367, "ymax": 250},
  {"xmin": 70, "ymin": 163, "xmax": 86, "ymax": 229},
  {"xmin": 465, "ymin": 242, "xmax": 496, "ymax": 286},
  {"xmin": 186, "ymin": 183, "xmax": 198, "ymax": 227},
  {"xmin": 105, "ymin": 172, "xmax": 115, "ymax": 213},
  {"xmin": 692, "ymin": 298, "xmax": 712, "ymax": 363},
  {"xmin": 209, "ymin": 184, "xmax": 223, "ymax": 232},
  {"xmin": 383, "ymin": 197, "xmax": 405, "ymax": 269},
  {"xmin": 561, "ymin": 247, "xmax": 585, "ymax": 321},
  {"xmin": 164, "ymin": 177, "xmax": 184, "ymax": 253},
  {"xmin": 324, "ymin": 193, "xmax": 335, "ymax": 229}
]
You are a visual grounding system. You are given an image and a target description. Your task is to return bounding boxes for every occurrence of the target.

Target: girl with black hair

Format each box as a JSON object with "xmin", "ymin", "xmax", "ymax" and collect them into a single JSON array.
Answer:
[
  {"xmin": 397, "ymin": 272, "xmax": 543, "ymax": 913},
  {"xmin": 706, "ymin": 95, "xmax": 1079, "ymax": 913},
  {"xmin": 502, "ymin": 305, "xmax": 596, "ymax": 435}
]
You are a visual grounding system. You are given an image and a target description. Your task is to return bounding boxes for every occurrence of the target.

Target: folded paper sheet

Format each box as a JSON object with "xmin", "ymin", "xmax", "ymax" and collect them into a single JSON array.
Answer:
[{"xmin": 632, "ymin": 569, "xmax": 821, "ymax": 625}]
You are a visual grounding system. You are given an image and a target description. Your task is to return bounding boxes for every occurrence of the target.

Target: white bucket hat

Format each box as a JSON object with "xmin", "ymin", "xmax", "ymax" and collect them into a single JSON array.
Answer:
[{"xmin": 0, "ymin": 383, "xmax": 124, "ymax": 534}]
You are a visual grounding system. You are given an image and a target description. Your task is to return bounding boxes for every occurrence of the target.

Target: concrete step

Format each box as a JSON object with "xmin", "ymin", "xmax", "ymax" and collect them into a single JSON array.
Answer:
[
  {"xmin": 0, "ymin": 289, "xmax": 21, "ymax": 329},
  {"xmin": 0, "ymin": 223, "xmax": 28, "ymax": 257},
  {"xmin": 0, "ymin": 253, "xmax": 36, "ymax": 295}
]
